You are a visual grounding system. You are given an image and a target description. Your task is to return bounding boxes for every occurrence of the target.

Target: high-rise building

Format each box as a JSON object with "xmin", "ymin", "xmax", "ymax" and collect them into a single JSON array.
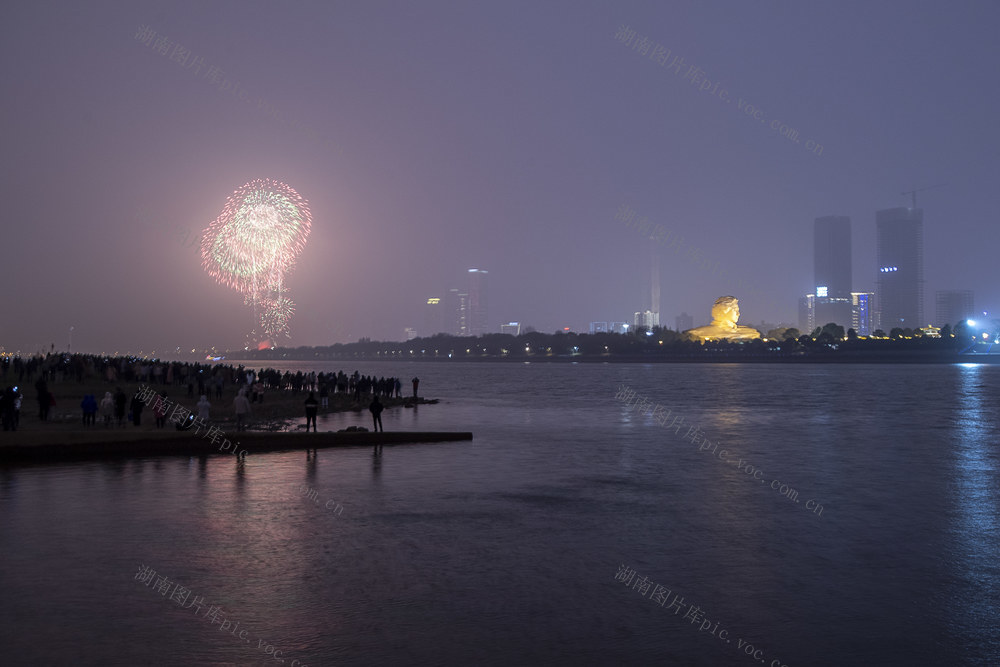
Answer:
[
  {"xmin": 814, "ymin": 216, "xmax": 852, "ymax": 298},
  {"xmin": 813, "ymin": 216, "xmax": 853, "ymax": 328},
  {"xmin": 404, "ymin": 327, "xmax": 418, "ymax": 341},
  {"xmin": 851, "ymin": 292, "xmax": 875, "ymax": 336},
  {"xmin": 589, "ymin": 322, "xmax": 609, "ymax": 334},
  {"xmin": 423, "ymin": 297, "xmax": 444, "ymax": 336},
  {"xmin": 634, "ymin": 310, "xmax": 659, "ymax": 329},
  {"xmin": 876, "ymin": 207, "xmax": 924, "ymax": 329},
  {"xmin": 675, "ymin": 312, "xmax": 693, "ymax": 332},
  {"xmin": 609, "ymin": 321, "xmax": 630, "ymax": 334},
  {"xmin": 446, "ymin": 288, "xmax": 468, "ymax": 336},
  {"xmin": 935, "ymin": 290, "xmax": 974, "ymax": 328},
  {"xmin": 799, "ymin": 294, "xmax": 815, "ymax": 334},
  {"xmin": 650, "ymin": 250, "xmax": 660, "ymax": 325},
  {"xmin": 468, "ymin": 269, "xmax": 488, "ymax": 337},
  {"xmin": 500, "ymin": 322, "xmax": 521, "ymax": 335}
]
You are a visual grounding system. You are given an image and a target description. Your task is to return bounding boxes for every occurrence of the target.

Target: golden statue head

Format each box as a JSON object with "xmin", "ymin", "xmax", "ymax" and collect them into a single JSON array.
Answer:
[{"xmin": 710, "ymin": 296, "xmax": 740, "ymax": 328}]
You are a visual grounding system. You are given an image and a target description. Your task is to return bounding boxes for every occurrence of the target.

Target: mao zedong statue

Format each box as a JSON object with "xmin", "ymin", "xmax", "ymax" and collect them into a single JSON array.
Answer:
[{"xmin": 684, "ymin": 296, "xmax": 762, "ymax": 342}]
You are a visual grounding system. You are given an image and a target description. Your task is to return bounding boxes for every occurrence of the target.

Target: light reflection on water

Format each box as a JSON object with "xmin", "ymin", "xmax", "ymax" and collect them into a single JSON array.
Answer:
[
  {"xmin": 950, "ymin": 365, "xmax": 1000, "ymax": 658},
  {"xmin": 1, "ymin": 361, "xmax": 999, "ymax": 666}
]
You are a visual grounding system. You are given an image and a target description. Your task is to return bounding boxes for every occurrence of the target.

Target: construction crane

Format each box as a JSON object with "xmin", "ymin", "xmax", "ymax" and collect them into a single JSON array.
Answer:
[{"xmin": 901, "ymin": 183, "xmax": 947, "ymax": 209}]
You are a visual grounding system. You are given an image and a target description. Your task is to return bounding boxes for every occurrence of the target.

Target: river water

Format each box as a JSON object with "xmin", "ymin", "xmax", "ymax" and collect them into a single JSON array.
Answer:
[{"xmin": 1, "ymin": 361, "xmax": 998, "ymax": 666}]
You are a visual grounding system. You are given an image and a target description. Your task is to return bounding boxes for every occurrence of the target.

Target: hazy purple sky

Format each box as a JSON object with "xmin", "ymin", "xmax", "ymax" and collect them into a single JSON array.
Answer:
[{"xmin": 3, "ymin": 0, "xmax": 997, "ymax": 355}]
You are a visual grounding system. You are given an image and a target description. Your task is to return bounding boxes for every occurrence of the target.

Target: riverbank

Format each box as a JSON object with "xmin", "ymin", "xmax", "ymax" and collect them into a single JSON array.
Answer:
[{"xmin": 0, "ymin": 378, "xmax": 457, "ymax": 463}]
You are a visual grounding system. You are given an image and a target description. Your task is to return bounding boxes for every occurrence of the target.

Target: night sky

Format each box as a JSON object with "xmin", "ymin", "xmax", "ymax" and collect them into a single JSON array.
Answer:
[{"xmin": 3, "ymin": 0, "xmax": 997, "ymax": 355}]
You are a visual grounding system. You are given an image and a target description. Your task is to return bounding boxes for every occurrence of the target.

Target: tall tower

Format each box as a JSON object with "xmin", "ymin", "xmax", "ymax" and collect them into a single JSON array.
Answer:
[
  {"xmin": 799, "ymin": 294, "xmax": 815, "ymax": 334},
  {"xmin": 446, "ymin": 288, "xmax": 468, "ymax": 336},
  {"xmin": 650, "ymin": 246, "xmax": 660, "ymax": 324},
  {"xmin": 813, "ymin": 216, "xmax": 852, "ymax": 327},
  {"xmin": 876, "ymin": 207, "xmax": 924, "ymax": 329},
  {"xmin": 468, "ymin": 269, "xmax": 488, "ymax": 337}
]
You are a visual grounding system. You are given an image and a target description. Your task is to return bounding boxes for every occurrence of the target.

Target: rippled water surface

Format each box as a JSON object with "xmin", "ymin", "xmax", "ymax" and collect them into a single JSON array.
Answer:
[{"xmin": 1, "ymin": 361, "xmax": 999, "ymax": 666}]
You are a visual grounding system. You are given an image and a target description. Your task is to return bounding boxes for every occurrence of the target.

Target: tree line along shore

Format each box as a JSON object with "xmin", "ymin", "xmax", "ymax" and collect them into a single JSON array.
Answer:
[{"xmin": 226, "ymin": 322, "xmax": 994, "ymax": 363}]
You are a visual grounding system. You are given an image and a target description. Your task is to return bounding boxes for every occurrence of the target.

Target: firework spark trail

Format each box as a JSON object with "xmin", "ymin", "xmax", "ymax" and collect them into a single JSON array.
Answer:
[{"xmin": 201, "ymin": 179, "xmax": 311, "ymax": 343}]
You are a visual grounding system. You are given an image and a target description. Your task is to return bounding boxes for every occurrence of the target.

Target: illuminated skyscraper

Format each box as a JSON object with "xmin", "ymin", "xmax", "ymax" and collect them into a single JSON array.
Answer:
[
  {"xmin": 468, "ymin": 269, "xmax": 489, "ymax": 336},
  {"xmin": 851, "ymin": 292, "xmax": 875, "ymax": 336},
  {"xmin": 799, "ymin": 294, "xmax": 815, "ymax": 334},
  {"xmin": 876, "ymin": 207, "xmax": 924, "ymax": 329},
  {"xmin": 446, "ymin": 288, "xmax": 468, "ymax": 336}
]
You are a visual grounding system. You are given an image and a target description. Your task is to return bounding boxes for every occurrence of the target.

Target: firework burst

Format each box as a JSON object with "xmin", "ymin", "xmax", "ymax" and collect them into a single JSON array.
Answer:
[
  {"xmin": 202, "ymin": 179, "xmax": 311, "ymax": 342},
  {"xmin": 260, "ymin": 295, "xmax": 296, "ymax": 339}
]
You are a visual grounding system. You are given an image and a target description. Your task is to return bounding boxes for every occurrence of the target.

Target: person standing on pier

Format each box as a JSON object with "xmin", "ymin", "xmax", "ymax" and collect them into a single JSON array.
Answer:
[
  {"xmin": 81, "ymin": 394, "xmax": 98, "ymax": 426},
  {"xmin": 153, "ymin": 392, "xmax": 169, "ymax": 428},
  {"xmin": 35, "ymin": 376, "xmax": 49, "ymax": 421},
  {"xmin": 304, "ymin": 392, "xmax": 319, "ymax": 432},
  {"xmin": 369, "ymin": 395, "xmax": 384, "ymax": 433},
  {"xmin": 411, "ymin": 376, "xmax": 419, "ymax": 398},
  {"xmin": 233, "ymin": 388, "xmax": 251, "ymax": 431},
  {"xmin": 100, "ymin": 392, "xmax": 115, "ymax": 428},
  {"xmin": 130, "ymin": 392, "xmax": 144, "ymax": 426},
  {"xmin": 114, "ymin": 388, "xmax": 127, "ymax": 427},
  {"xmin": 1, "ymin": 387, "xmax": 15, "ymax": 431},
  {"xmin": 196, "ymin": 394, "xmax": 211, "ymax": 420}
]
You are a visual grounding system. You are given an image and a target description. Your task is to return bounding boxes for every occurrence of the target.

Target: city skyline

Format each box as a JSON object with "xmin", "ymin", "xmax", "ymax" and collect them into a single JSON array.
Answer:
[{"xmin": 2, "ymin": 1, "xmax": 997, "ymax": 354}]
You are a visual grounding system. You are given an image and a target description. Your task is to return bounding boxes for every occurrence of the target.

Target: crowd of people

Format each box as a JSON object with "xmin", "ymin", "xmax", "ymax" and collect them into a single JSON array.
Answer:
[{"xmin": 0, "ymin": 352, "xmax": 422, "ymax": 433}]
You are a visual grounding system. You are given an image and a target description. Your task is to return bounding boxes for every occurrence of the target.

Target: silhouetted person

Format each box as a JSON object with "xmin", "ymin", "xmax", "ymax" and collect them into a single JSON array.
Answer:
[
  {"xmin": 196, "ymin": 395, "xmax": 211, "ymax": 420},
  {"xmin": 35, "ymin": 377, "xmax": 49, "ymax": 421},
  {"xmin": 154, "ymin": 391, "xmax": 169, "ymax": 428},
  {"xmin": 130, "ymin": 393, "xmax": 144, "ymax": 426},
  {"xmin": 411, "ymin": 377, "xmax": 419, "ymax": 398},
  {"xmin": 0, "ymin": 387, "xmax": 15, "ymax": 431},
  {"xmin": 100, "ymin": 392, "xmax": 114, "ymax": 428},
  {"xmin": 233, "ymin": 388, "xmax": 251, "ymax": 431},
  {"xmin": 304, "ymin": 392, "xmax": 318, "ymax": 432},
  {"xmin": 114, "ymin": 388, "xmax": 127, "ymax": 427},
  {"xmin": 11, "ymin": 387, "xmax": 21, "ymax": 430},
  {"xmin": 81, "ymin": 394, "xmax": 98, "ymax": 426},
  {"xmin": 369, "ymin": 395, "xmax": 384, "ymax": 432}
]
